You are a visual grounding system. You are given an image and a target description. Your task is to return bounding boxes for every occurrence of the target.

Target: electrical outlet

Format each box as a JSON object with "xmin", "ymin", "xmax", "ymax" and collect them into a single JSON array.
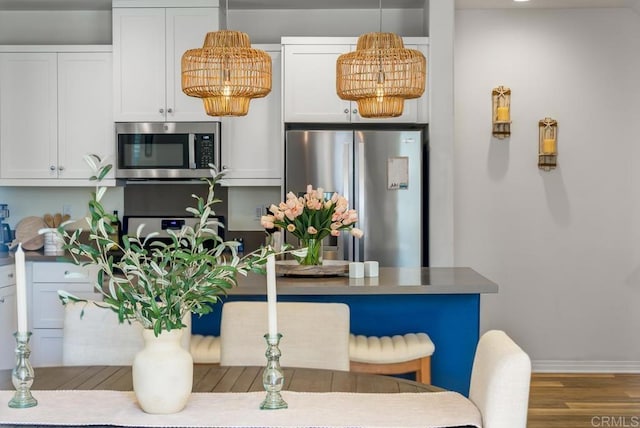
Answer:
[
  {"xmin": 62, "ymin": 204, "xmax": 72, "ymax": 217},
  {"xmin": 255, "ymin": 206, "xmax": 263, "ymax": 220}
]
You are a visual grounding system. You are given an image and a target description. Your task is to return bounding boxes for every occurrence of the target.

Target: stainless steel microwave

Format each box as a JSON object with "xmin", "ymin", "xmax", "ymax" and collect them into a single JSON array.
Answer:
[{"xmin": 115, "ymin": 122, "xmax": 221, "ymax": 179}]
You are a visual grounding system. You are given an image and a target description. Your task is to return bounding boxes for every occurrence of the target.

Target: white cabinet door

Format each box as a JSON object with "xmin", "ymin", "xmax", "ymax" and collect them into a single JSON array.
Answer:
[
  {"xmin": 0, "ymin": 53, "xmax": 58, "ymax": 179},
  {"xmin": 113, "ymin": 8, "xmax": 166, "ymax": 122},
  {"xmin": 114, "ymin": 7, "xmax": 218, "ymax": 122},
  {"xmin": 166, "ymin": 7, "xmax": 219, "ymax": 122},
  {"xmin": 31, "ymin": 283, "xmax": 101, "ymax": 329},
  {"xmin": 30, "ymin": 329, "xmax": 63, "ymax": 367},
  {"xmin": 283, "ymin": 40, "xmax": 428, "ymax": 124},
  {"xmin": 29, "ymin": 262, "xmax": 100, "ymax": 367},
  {"xmin": 221, "ymin": 48, "xmax": 281, "ymax": 184},
  {"xmin": 0, "ymin": 284, "xmax": 16, "ymax": 370},
  {"xmin": 58, "ymin": 52, "xmax": 114, "ymax": 179},
  {"xmin": 283, "ymin": 44, "xmax": 351, "ymax": 123}
]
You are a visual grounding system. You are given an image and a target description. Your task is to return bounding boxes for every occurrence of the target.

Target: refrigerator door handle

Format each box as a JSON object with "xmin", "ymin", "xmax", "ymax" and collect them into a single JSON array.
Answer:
[
  {"xmin": 356, "ymin": 138, "xmax": 365, "ymax": 262},
  {"xmin": 343, "ymin": 141, "xmax": 353, "ymax": 261}
]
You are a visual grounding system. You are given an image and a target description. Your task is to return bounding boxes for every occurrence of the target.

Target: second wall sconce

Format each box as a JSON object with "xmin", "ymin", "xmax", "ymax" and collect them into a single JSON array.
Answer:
[
  {"xmin": 538, "ymin": 117, "xmax": 558, "ymax": 171},
  {"xmin": 492, "ymin": 86, "xmax": 511, "ymax": 139}
]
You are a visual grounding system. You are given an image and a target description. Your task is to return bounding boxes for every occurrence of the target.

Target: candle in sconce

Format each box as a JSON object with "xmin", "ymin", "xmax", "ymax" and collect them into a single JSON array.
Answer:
[
  {"xmin": 15, "ymin": 243, "xmax": 27, "ymax": 334},
  {"xmin": 266, "ymin": 254, "xmax": 278, "ymax": 337},
  {"xmin": 496, "ymin": 106, "xmax": 510, "ymax": 122},
  {"xmin": 542, "ymin": 138, "xmax": 556, "ymax": 155}
]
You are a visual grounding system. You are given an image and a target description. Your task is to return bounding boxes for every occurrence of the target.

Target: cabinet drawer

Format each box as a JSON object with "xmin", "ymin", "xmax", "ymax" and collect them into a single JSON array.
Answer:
[
  {"xmin": 32, "ymin": 262, "xmax": 98, "ymax": 283},
  {"xmin": 0, "ymin": 264, "xmax": 15, "ymax": 288},
  {"xmin": 31, "ymin": 283, "xmax": 101, "ymax": 329}
]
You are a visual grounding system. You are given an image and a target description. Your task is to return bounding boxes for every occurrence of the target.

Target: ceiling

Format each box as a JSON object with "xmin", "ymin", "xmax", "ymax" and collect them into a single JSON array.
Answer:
[{"xmin": 0, "ymin": 0, "xmax": 635, "ymax": 10}]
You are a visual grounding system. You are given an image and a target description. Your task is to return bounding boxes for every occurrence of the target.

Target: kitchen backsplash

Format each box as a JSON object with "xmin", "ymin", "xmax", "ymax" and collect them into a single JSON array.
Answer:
[{"xmin": 124, "ymin": 183, "xmax": 277, "ymax": 253}]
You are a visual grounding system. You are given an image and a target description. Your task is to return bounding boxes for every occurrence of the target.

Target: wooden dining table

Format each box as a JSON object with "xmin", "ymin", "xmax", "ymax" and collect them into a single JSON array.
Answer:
[
  {"xmin": 1, "ymin": 365, "xmax": 481, "ymax": 428},
  {"xmin": 0, "ymin": 364, "xmax": 439, "ymax": 393}
]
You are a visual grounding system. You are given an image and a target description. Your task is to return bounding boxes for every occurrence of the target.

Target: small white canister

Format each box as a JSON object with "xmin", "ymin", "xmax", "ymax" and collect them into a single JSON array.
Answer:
[
  {"xmin": 364, "ymin": 261, "xmax": 379, "ymax": 277},
  {"xmin": 43, "ymin": 230, "xmax": 64, "ymax": 256},
  {"xmin": 349, "ymin": 262, "xmax": 365, "ymax": 278}
]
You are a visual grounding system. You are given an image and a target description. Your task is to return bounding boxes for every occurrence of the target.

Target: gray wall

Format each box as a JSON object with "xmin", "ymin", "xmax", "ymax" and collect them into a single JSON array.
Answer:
[
  {"xmin": 454, "ymin": 7, "xmax": 640, "ymax": 371},
  {"xmin": 0, "ymin": 10, "xmax": 111, "ymax": 44},
  {"xmin": 0, "ymin": 8, "xmax": 425, "ymax": 45}
]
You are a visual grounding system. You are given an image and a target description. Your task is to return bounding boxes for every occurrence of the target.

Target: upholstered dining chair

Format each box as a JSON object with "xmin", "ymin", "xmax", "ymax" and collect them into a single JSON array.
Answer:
[
  {"xmin": 62, "ymin": 300, "xmax": 191, "ymax": 366},
  {"xmin": 468, "ymin": 330, "xmax": 532, "ymax": 428},
  {"xmin": 219, "ymin": 301, "xmax": 351, "ymax": 371}
]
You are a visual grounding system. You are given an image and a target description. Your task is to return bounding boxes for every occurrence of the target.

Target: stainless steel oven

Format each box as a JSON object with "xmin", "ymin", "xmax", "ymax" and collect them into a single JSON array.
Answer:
[{"xmin": 116, "ymin": 122, "xmax": 221, "ymax": 179}]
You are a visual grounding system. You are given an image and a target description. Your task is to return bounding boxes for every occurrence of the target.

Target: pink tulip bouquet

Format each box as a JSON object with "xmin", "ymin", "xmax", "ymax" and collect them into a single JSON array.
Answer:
[{"xmin": 261, "ymin": 185, "xmax": 363, "ymax": 265}]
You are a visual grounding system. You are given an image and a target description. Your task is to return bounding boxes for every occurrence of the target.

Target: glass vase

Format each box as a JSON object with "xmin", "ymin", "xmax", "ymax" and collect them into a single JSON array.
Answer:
[{"xmin": 295, "ymin": 238, "xmax": 323, "ymax": 266}]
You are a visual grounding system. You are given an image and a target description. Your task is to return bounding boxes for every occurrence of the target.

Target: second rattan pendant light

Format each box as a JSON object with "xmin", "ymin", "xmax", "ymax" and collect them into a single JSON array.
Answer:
[
  {"xmin": 336, "ymin": 1, "xmax": 426, "ymax": 118},
  {"xmin": 181, "ymin": 1, "xmax": 271, "ymax": 116}
]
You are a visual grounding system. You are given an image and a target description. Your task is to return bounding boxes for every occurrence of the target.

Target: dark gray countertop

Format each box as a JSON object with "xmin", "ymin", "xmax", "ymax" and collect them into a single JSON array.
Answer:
[
  {"xmin": 0, "ymin": 250, "xmax": 76, "ymax": 266},
  {"xmin": 233, "ymin": 267, "xmax": 498, "ymax": 295},
  {"xmin": 1, "ymin": 251, "xmax": 498, "ymax": 295}
]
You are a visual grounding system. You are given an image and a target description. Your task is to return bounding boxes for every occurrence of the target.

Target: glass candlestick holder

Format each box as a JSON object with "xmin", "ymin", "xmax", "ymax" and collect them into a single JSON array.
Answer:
[
  {"xmin": 260, "ymin": 333, "xmax": 288, "ymax": 410},
  {"xmin": 8, "ymin": 331, "xmax": 37, "ymax": 408}
]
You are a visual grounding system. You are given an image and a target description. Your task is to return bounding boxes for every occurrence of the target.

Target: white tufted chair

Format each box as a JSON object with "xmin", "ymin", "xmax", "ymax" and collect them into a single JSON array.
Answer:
[
  {"xmin": 62, "ymin": 301, "xmax": 191, "ymax": 366},
  {"xmin": 62, "ymin": 301, "xmax": 144, "ymax": 366},
  {"xmin": 220, "ymin": 301, "xmax": 351, "ymax": 371},
  {"xmin": 469, "ymin": 330, "xmax": 532, "ymax": 428}
]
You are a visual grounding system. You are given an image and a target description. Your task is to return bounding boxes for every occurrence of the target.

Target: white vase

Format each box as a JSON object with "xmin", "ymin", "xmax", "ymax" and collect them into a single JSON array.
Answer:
[{"xmin": 132, "ymin": 328, "xmax": 193, "ymax": 414}]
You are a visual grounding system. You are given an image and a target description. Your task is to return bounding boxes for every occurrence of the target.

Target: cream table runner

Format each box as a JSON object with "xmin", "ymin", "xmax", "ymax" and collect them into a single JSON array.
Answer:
[{"xmin": 0, "ymin": 390, "xmax": 482, "ymax": 428}]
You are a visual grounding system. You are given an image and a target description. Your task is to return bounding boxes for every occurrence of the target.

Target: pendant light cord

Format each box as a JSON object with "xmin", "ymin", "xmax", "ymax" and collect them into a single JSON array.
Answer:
[
  {"xmin": 379, "ymin": 0, "xmax": 382, "ymax": 33},
  {"xmin": 225, "ymin": 0, "xmax": 229, "ymax": 31}
]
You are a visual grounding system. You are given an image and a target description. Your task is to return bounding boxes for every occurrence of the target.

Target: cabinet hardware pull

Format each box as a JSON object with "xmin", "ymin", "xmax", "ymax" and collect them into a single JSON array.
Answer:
[
  {"xmin": 167, "ymin": 108, "xmax": 173, "ymax": 113},
  {"xmin": 58, "ymin": 166, "xmax": 65, "ymax": 171},
  {"xmin": 0, "ymin": 297, "xmax": 4, "ymax": 303},
  {"xmin": 8, "ymin": 273, "xmax": 13, "ymax": 278},
  {"xmin": 50, "ymin": 165, "xmax": 56, "ymax": 171},
  {"xmin": 159, "ymin": 108, "xmax": 165, "ymax": 114},
  {"xmin": 352, "ymin": 109, "xmax": 358, "ymax": 114},
  {"xmin": 344, "ymin": 109, "xmax": 349, "ymax": 114}
]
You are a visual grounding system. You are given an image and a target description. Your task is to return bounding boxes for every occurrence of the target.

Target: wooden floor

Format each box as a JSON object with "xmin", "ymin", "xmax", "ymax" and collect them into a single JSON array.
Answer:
[{"xmin": 528, "ymin": 373, "xmax": 640, "ymax": 428}]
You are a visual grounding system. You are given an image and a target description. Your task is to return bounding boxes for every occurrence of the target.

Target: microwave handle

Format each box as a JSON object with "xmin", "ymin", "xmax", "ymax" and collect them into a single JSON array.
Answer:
[
  {"xmin": 214, "ymin": 130, "xmax": 221, "ymax": 172},
  {"xmin": 188, "ymin": 134, "xmax": 196, "ymax": 169}
]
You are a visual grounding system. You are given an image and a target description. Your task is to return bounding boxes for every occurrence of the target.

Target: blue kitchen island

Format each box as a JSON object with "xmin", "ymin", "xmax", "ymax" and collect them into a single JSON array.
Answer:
[{"xmin": 191, "ymin": 267, "xmax": 498, "ymax": 396}]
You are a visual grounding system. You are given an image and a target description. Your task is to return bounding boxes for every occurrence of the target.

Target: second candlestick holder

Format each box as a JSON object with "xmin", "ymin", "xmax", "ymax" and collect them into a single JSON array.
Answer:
[
  {"xmin": 260, "ymin": 333, "xmax": 288, "ymax": 410},
  {"xmin": 8, "ymin": 331, "xmax": 37, "ymax": 408}
]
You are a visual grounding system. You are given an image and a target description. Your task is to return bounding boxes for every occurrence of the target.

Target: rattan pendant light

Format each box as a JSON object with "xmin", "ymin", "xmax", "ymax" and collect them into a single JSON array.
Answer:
[
  {"xmin": 181, "ymin": 0, "xmax": 271, "ymax": 117},
  {"xmin": 336, "ymin": 0, "xmax": 426, "ymax": 118}
]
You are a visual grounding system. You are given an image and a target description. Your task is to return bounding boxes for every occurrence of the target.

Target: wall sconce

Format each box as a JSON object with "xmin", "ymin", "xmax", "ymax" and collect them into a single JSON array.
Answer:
[
  {"xmin": 492, "ymin": 86, "xmax": 511, "ymax": 139},
  {"xmin": 538, "ymin": 117, "xmax": 558, "ymax": 171}
]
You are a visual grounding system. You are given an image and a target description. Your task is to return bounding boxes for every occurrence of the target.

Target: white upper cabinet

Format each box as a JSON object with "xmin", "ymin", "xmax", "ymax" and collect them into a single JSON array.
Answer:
[
  {"xmin": 282, "ymin": 37, "xmax": 429, "ymax": 124},
  {"xmin": 0, "ymin": 53, "xmax": 57, "ymax": 179},
  {"xmin": 58, "ymin": 52, "xmax": 114, "ymax": 179},
  {"xmin": 221, "ymin": 46, "xmax": 281, "ymax": 186},
  {"xmin": 0, "ymin": 49, "xmax": 114, "ymax": 184},
  {"xmin": 113, "ymin": 7, "xmax": 219, "ymax": 122},
  {"xmin": 283, "ymin": 44, "xmax": 352, "ymax": 123}
]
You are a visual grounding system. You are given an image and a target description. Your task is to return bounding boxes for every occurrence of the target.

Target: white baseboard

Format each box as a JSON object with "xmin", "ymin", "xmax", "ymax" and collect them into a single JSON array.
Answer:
[{"xmin": 533, "ymin": 360, "xmax": 640, "ymax": 373}]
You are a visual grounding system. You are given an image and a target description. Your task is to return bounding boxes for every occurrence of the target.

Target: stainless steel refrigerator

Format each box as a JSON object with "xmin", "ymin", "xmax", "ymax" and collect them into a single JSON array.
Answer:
[{"xmin": 284, "ymin": 127, "xmax": 426, "ymax": 267}]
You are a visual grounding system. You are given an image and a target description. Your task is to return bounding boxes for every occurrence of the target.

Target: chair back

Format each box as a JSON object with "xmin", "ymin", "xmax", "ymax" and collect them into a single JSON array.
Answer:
[
  {"xmin": 469, "ymin": 330, "xmax": 532, "ymax": 428},
  {"xmin": 62, "ymin": 301, "xmax": 144, "ymax": 365},
  {"xmin": 220, "ymin": 301, "xmax": 350, "ymax": 371}
]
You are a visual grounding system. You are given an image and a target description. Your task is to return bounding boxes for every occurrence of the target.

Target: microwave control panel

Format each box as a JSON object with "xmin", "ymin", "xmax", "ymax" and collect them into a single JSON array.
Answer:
[{"xmin": 194, "ymin": 134, "xmax": 216, "ymax": 169}]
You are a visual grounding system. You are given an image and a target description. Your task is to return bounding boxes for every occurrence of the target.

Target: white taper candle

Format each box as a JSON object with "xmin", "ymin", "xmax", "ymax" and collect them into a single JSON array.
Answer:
[
  {"xmin": 15, "ymin": 243, "xmax": 28, "ymax": 334},
  {"xmin": 266, "ymin": 254, "xmax": 278, "ymax": 337}
]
